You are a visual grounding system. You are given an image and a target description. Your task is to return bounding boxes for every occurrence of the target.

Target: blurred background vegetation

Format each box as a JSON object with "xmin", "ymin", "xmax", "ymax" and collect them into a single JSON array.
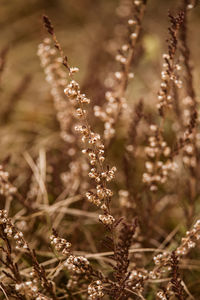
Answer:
[{"xmin": 0, "ymin": 0, "xmax": 200, "ymax": 162}]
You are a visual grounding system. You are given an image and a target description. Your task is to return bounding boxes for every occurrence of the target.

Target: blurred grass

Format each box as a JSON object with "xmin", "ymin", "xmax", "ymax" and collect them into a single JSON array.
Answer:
[{"xmin": 0, "ymin": 0, "xmax": 200, "ymax": 178}]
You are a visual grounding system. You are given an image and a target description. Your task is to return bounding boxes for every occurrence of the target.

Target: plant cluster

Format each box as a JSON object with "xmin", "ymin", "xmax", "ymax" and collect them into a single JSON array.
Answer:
[{"xmin": 0, "ymin": 0, "xmax": 200, "ymax": 299}]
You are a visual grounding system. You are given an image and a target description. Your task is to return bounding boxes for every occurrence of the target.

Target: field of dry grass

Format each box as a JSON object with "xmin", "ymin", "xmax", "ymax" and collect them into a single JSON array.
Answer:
[{"xmin": 0, "ymin": 0, "xmax": 200, "ymax": 299}]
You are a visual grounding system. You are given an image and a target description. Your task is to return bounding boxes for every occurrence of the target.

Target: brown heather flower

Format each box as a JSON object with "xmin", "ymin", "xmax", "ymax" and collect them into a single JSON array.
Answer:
[
  {"xmin": 126, "ymin": 268, "xmax": 148, "ymax": 294},
  {"xmin": 37, "ymin": 38, "xmax": 73, "ymax": 145},
  {"xmin": 157, "ymin": 11, "xmax": 184, "ymax": 116},
  {"xmin": 0, "ymin": 209, "xmax": 57, "ymax": 299},
  {"xmin": 38, "ymin": 37, "xmax": 89, "ymax": 195},
  {"xmin": 143, "ymin": 12, "xmax": 186, "ymax": 193},
  {"xmin": 88, "ymin": 280, "xmax": 104, "ymax": 299},
  {"xmin": 143, "ymin": 124, "xmax": 178, "ymax": 192},
  {"xmin": 14, "ymin": 282, "xmax": 52, "ymax": 300},
  {"xmin": 50, "ymin": 230, "xmax": 108, "ymax": 297},
  {"xmin": 0, "ymin": 165, "xmax": 32, "ymax": 211},
  {"xmin": 94, "ymin": 0, "xmax": 147, "ymax": 144},
  {"xmin": 50, "ymin": 230, "xmax": 72, "ymax": 256},
  {"xmin": 178, "ymin": 4, "xmax": 198, "ymax": 168},
  {"xmin": 63, "ymin": 64, "xmax": 117, "ymax": 225},
  {"xmin": 169, "ymin": 251, "xmax": 185, "ymax": 300},
  {"xmin": 152, "ymin": 219, "xmax": 200, "ymax": 279},
  {"xmin": 0, "ymin": 165, "xmax": 17, "ymax": 201},
  {"xmin": 157, "ymin": 289, "xmax": 170, "ymax": 300}
]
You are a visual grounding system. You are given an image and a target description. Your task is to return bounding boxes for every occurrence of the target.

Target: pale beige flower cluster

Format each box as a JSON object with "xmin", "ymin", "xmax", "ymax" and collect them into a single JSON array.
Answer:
[
  {"xmin": 0, "ymin": 165, "xmax": 17, "ymax": 201},
  {"xmin": 143, "ymin": 125, "xmax": 177, "ymax": 191},
  {"xmin": 64, "ymin": 69, "xmax": 116, "ymax": 225},
  {"xmin": 94, "ymin": 0, "xmax": 146, "ymax": 143},
  {"xmin": 38, "ymin": 38, "xmax": 88, "ymax": 195}
]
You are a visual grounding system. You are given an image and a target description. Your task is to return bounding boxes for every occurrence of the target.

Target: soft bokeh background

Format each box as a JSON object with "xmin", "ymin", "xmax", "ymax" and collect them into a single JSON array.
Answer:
[{"xmin": 1, "ymin": 0, "xmax": 200, "ymax": 162}]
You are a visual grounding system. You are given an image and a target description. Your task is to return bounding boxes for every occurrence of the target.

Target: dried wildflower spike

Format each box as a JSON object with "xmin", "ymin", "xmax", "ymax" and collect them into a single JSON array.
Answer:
[
  {"xmin": 50, "ymin": 229, "xmax": 72, "ymax": 256},
  {"xmin": 43, "ymin": 15, "xmax": 54, "ymax": 36},
  {"xmin": 38, "ymin": 36, "xmax": 88, "ymax": 194},
  {"xmin": 170, "ymin": 251, "xmax": 185, "ymax": 300},
  {"xmin": 176, "ymin": 219, "xmax": 200, "ymax": 256},
  {"xmin": 43, "ymin": 14, "xmax": 70, "ymax": 71},
  {"xmin": 152, "ymin": 220, "xmax": 200, "ymax": 280},
  {"xmin": 88, "ymin": 280, "xmax": 104, "ymax": 299},
  {"xmin": 0, "ymin": 210, "xmax": 57, "ymax": 299},
  {"xmin": 0, "ymin": 209, "xmax": 28, "ymax": 249},
  {"xmin": 62, "ymin": 49, "xmax": 116, "ymax": 226},
  {"xmin": 178, "ymin": 2, "xmax": 198, "ymax": 173},
  {"xmin": 65, "ymin": 254, "xmax": 90, "ymax": 274},
  {"xmin": 127, "ymin": 268, "xmax": 148, "ymax": 294},
  {"xmin": 99, "ymin": 214, "xmax": 115, "ymax": 225},
  {"xmin": 14, "ymin": 282, "xmax": 51, "ymax": 300},
  {"xmin": 114, "ymin": 219, "xmax": 138, "ymax": 295},
  {"xmin": 157, "ymin": 289, "xmax": 170, "ymax": 300},
  {"xmin": 94, "ymin": 0, "xmax": 147, "ymax": 143},
  {"xmin": 157, "ymin": 11, "xmax": 184, "ymax": 116},
  {"xmin": 39, "ymin": 20, "xmax": 121, "ymax": 282},
  {"xmin": 143, "ymin": 125, "xmax": 177, "ymax": 191},
  {"xmin": 143, "ymin": 11, "xmax": 186, "ymax": 193},
  {"xmin": 0, "ymin": 165, "xmax": 17, "ymax": 201},
  {"xmin": 49, "ymin": 233, "xmax": 108, "ymax": 294}
]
